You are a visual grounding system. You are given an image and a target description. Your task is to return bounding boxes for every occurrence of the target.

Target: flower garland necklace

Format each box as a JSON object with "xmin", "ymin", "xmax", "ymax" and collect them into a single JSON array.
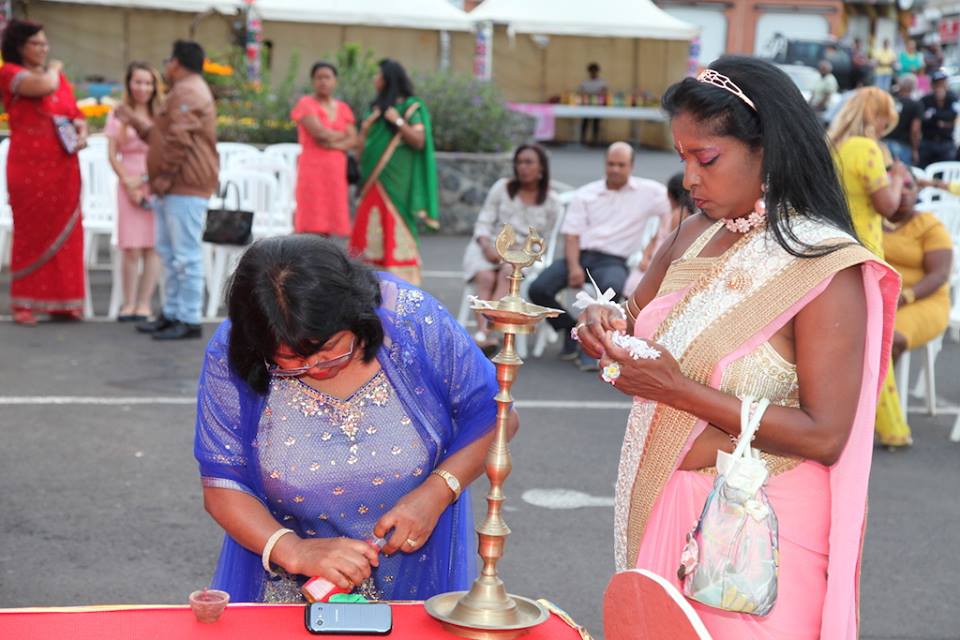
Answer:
[{"xmin": 722, "ymin": 195, "xmax": 767, "ymax": 234}]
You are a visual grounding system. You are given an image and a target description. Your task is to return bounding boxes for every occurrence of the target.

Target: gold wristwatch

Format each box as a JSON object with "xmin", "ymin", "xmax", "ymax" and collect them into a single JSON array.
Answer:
[{"xmin": 431, "ymin": 469, "xmax": 462, "ymax": 502}]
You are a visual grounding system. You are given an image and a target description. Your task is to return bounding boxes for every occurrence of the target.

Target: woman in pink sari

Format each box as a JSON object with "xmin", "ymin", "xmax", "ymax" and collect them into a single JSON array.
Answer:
[{"xmin": 578, "ymin": 57, "xmax": 900, "ymax": 639}]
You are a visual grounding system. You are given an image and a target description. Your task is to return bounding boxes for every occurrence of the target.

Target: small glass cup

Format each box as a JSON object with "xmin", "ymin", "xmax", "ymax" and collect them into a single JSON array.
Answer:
[{"xmin": 189, "ymin": 588, "xmax": 229, "ymax": 624}]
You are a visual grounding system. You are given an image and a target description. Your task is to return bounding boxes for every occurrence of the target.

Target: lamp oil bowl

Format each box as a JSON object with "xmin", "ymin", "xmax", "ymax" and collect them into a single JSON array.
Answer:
[
  {"xmin": 189, "ymin": 588, "xmax": 229, "ymax": 624},
  {"xmin": 425, "ymin": 224, "xmax": 561, "ymax": 638}
]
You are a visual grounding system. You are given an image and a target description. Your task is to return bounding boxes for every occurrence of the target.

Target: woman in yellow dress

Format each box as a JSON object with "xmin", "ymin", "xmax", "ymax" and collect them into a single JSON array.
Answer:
[
  {"xmin": 883, "ymin": 176, "xmax": 953, "ymax": 362},
  {"xmin": 828, "ymin": 87, "xmax": 913, "ymax": 447}
]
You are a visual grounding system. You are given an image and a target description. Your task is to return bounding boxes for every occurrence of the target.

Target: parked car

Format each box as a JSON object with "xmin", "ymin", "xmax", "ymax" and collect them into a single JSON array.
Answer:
[{"xmin": 765, "ymin": 36, "xmax": 858, "ymax": 91}]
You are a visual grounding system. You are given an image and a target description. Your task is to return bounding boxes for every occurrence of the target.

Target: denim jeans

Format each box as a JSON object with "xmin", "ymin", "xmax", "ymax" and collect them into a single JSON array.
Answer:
[
  {"xmin": 875, "ymin": 73, "xmax": 892, "ymax": 93},
  {"xmin": 528, "ymin": 250, "xmax": 628, "ymax": 333},
  {"xmin": 154, "ymin": 194, "xmax": 206, "ymax": 325},
  {"xmin": 885, "ymin": 139, "xmax": 914, "ymax": 165}
]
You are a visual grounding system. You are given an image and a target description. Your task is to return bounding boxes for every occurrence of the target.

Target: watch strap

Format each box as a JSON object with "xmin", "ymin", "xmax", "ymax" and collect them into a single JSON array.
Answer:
[{"xmin": 431, "ymin": 468, "xmax": 462, "ymax": 502}]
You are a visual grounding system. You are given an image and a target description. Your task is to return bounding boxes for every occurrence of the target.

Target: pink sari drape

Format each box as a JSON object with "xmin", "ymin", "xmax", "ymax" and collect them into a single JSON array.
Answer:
[{"xmin": 630, "ymin": 261, "xmax": 898, "ymax": 639}]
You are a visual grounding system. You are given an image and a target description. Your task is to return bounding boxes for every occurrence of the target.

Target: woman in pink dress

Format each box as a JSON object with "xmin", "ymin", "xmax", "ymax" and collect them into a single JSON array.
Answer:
[
  {"xmin": 104, "ymin": 62, "xmax": 163, "ymax": 321},
  {"xmin": 578, "ymin": 57, "xmax": 899, "ymax": 639},
  {"xmin": 290, "ymin": 62, "xmax": 357, "ymax": 236}
]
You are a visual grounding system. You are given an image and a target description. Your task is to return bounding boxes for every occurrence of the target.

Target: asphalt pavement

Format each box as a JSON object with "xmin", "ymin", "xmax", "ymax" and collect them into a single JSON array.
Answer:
[{"xmin": 1, "ymin": 146, "xmax": 958, "ymax": 639}]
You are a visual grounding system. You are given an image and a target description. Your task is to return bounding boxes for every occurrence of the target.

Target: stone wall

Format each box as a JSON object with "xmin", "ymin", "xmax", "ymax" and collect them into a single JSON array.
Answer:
[{"xmin": 435, "ymin": 151, "xmax": 513, "ymax": 235}]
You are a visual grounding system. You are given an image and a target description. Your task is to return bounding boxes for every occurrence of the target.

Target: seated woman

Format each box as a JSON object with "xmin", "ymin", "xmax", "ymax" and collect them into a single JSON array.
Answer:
[
  {"xmin": 462, "ymin": 143, "xmax": 560, "ymax": 350},
  {"xmin": 883, "ymin": 176, "xmax": 953, "ymax": 360},
  {"xmin": 195, "ymin": 235, "xmax": 513, "ymax": 602},
  {"xmin": 623, "ymin": 173, "xmax": 693, "ymax": 297}
]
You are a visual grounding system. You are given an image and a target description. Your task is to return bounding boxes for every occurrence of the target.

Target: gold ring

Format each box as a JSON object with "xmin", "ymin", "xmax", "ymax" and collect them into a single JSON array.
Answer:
[{"xmin": 405, "ymin": 538, "xmax": 419, "ymax": 547}]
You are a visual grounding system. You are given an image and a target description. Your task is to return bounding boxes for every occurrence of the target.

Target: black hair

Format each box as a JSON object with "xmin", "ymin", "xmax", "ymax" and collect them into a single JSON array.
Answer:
[
  {"xmin": 372, "ymin": 58, "xmax": 415, "ymax": 131},
  {"xmin": 1, "ymin": 19, "xmax": 43, "ymax": 66},
  {"xmin": 587, "ymin": 63, "xmax": 600, "ymax": 74},
  {"xmin": 506, "ymin": 143, "xmax": 550, "ymax": 205},
  {"xmin": 667, "ymin": 172, "xmax": 694, "ymax": 218},
  {"xmin": 171, "ymin": 39, "xmax": 205, "ymax": 74},
  {"xmin": 226, "ymin": 235, "xmax": 384, "ymax": 395},
  {"xmin": 661, "ymin": 55, "xmax": 857, "ymax": 257},
  {"xmin": 310, "ymin": 61, "xmax": 338, "ymax": 78}
]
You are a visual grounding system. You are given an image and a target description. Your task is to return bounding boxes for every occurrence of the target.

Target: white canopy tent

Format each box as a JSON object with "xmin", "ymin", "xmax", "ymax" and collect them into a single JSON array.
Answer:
[
  {"xmin": 469, "ymin": 0, "xmax": 698, "ymax": 41},
  {"xmin": 246, "ymin": 0, "xmax": 474, "ymax": 32},
  {"xmin": 28, "ymin": 0, "xmax": 477, "ymax": 82},
  {"xmin": 39, "ymin": 0, "xmax": 474, "ymax": 31}
]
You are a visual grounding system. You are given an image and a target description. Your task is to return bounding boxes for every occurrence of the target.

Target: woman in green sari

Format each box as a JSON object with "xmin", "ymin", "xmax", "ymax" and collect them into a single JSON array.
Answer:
[{"xmin": 349, "ymin": 59, "xmax": 438, "ymax": 285}]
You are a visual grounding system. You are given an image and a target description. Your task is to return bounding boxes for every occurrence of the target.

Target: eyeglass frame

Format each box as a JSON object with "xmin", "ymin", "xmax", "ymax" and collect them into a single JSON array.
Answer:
[{"xmin": 265, "ymin": 337, "xmax": 356, "ymax": 377}]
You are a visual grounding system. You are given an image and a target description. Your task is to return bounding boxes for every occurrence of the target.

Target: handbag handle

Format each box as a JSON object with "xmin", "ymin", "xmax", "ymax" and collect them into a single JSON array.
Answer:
[
  {"xmin": 217, "ymin": 180, "xmax": 242, "ymax": 211},
  {"xmin": 732, "ymin": 396, "xmax": 771, "ymax": 461}
]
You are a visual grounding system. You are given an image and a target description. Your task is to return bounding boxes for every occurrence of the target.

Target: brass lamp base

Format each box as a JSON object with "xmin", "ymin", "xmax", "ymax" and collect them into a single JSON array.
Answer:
[{"xmin": 424, "ymin": 590, "xmax": 549, "ymax": 640}]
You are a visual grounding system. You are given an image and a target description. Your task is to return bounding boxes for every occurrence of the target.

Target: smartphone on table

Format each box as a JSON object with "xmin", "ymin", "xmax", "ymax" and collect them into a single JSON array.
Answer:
[{"xmin": 304, "ymin": 602, "xmax": 392, "ymax": 635}]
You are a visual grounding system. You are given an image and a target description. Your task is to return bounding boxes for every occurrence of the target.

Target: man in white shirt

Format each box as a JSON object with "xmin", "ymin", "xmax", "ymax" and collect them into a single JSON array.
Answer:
[
  {"xmin": 810, "ymin": 60, "xmax": 839, "ymax": 115},
  {"xmin": 528, "ymin": 142, "xmax": 671, "ymax": 370}
]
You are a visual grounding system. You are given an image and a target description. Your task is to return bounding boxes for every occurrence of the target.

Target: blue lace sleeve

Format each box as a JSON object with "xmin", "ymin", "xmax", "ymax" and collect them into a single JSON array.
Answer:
[
  {"xmin": 194, "ymin": 321, "xmax": 257, "ymax": 498},
  {"xmin": 421, "ymin": 296, "xmax": 500, "ymax": 458}
]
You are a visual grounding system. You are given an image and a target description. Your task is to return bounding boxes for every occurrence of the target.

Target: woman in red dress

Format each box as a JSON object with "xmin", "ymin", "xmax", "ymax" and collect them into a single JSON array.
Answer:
[
  {"xmin": 0, "ymin": 19, "xmax": 87, "ymax": 325},
  {"xmin": 290, "ymin": 61, "xmax": 356, "ymax": 236}
]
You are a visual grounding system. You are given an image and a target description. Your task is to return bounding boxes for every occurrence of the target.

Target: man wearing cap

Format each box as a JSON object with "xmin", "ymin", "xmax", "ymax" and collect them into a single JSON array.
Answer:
[{"xmin": 919, "ymin": 70, "xmax": 958, "ymax": 166}]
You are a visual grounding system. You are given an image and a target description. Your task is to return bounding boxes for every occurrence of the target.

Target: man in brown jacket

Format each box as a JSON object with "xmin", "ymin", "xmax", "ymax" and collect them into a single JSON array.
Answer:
[{"xmin": 117, "ymin": 39, "xmax": 218, "ymax": 340}]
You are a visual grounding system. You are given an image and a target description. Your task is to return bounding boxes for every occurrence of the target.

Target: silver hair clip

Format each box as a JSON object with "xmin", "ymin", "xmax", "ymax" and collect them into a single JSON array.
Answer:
[{"xmin": 697, "ymin": 69, "xmax": 757, "ymax": 112}]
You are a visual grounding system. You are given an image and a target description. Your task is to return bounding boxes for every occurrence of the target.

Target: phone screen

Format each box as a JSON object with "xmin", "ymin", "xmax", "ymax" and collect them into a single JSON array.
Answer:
[{"xmin": 304, "ymin": 602, "xmax": 392, "ymax": 635}]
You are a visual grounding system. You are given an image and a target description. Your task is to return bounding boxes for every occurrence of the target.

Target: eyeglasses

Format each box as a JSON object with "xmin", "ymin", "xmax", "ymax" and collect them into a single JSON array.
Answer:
[{"xmin": 265, "ymin": 338, "xmax": 356, "ymax": 377}]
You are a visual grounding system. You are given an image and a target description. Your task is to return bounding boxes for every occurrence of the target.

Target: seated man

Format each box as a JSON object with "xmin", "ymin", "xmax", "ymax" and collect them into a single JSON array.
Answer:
[{"xmin": 528, "ymin": 141, "xmax": 671, "ymax": 370}]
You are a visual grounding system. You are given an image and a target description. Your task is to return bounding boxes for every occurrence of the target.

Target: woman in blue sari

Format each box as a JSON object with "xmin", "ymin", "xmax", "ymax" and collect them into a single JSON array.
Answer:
[{"xmin": 194, "ymin": 235, "xmax": 510, "ymax": 602}]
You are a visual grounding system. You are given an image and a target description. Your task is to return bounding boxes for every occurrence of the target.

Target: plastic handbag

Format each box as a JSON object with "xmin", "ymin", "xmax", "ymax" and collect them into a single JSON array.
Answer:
[
  {"xmin": 52, "ymin": 115, "xmax": 80, "ymax": 155},
  {"xmin": 203, "ymin": 181, "xmax": 253, "ymax": 246},
  {"xmin": 677, "ymin": 396, "xmax": 779, "ymax": 616}
]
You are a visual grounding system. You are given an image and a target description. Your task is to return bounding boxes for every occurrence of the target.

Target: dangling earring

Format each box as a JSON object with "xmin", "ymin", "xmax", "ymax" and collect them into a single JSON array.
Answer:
[{"xmin": 754, "ymin": 182, "xmax": 768, "ymax": 216}]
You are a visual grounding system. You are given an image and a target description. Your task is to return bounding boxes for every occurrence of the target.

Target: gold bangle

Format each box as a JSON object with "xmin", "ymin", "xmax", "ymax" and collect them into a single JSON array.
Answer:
[
  {"xmin": 624, "ymin": 297, "xmax": 639, "ymax": 323},
  {"xmin": 261, "ymin": 527, "xmax": 295, "ymax": 575},
  {"xmin": 901, "ymin": 288, "xmax": 916, "ymax": 305}
]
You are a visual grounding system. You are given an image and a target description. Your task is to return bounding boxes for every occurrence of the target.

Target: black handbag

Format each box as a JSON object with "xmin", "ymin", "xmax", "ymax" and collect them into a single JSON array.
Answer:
[
  {"xmin": 346, "ymin": 153, "xmax": 361, "ymax": 186},
  {"xmin": 203, "ymin": 181, "xmax": 254, "ymax": 245}
]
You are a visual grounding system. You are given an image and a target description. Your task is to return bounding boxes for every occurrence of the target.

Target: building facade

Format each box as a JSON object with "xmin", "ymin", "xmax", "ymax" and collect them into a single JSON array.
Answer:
[{"xmin": 654, "ymin": 0, "xmax": 845, "ymax": 65}]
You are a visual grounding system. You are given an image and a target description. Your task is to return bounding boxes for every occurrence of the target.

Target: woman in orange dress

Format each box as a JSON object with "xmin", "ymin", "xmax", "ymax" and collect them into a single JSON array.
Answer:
[
  {"xmin": 290, "ymin": 62, "xmax": 356, "ymax": 236},
  {"xmin": 0, "ymin": 19, "xmax": 87, "ymax": 325}
]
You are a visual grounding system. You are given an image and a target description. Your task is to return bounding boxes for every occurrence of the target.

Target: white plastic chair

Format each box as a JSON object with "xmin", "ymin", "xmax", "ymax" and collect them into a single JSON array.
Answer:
[
  {"xmin": 921, "ymin": 201, "xmax": 960, "ymax": 339},
  {"xmin": 263, "ymin": 143, "xmax": 302, "ymax": 178},
  {"xmin": 896, "ymin": 334, "xmax": 943, "ymax": 417},
  {"xmin": 203, "ymin": 169, "xmax": 280, "ymax": 318},
  {"xmin": 231, "ymin": 153, "xmax": 295, "ymax": 234},
  {"xmin": 216, "ymin": 142, "xmax": 260, "ymax": 172},
  {"xmin": 924, "ymin": 161, "xmax": 960, "ymax": 185},
  {"xmin": 0, "ymin": 137, "xmax": 11, "ymax": 269},
  {"xmin": 78, "ymin": 143, "xmax": 118, "ymax": 317}
]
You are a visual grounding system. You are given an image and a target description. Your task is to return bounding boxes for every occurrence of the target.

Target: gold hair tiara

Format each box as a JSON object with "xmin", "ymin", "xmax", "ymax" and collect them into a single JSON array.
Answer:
[{"xmin": 697, "ymin": 69, "xmax": 757, "ymax": 112}]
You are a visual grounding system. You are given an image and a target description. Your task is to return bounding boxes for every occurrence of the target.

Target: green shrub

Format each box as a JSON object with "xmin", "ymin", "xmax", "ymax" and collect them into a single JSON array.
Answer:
[
  {"xmin": 208, "ymin": 48, "xmax": 299, "ymax": 144},
  {"xmin": 209, "ymin": 43, "xmax": 533, "ymax": 151},
  {"xmin": 412, "ymin": 71, "xmax": 532, "ymax": 153}
]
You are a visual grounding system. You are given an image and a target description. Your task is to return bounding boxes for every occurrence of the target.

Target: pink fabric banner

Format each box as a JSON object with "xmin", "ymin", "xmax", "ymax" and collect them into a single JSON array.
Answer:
[{"xmin": 507, "ymin": 103, "xmax": 556, "ymax": 141}]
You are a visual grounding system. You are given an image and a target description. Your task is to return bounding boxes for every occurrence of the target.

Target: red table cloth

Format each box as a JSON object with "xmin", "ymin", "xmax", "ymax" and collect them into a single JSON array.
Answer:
[{"xmin": 0, "ymin": 602, "xmax": 589, "ymax": 639}]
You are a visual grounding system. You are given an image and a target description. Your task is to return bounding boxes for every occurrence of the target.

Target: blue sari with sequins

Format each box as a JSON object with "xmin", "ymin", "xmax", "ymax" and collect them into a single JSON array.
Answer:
[{"xmin": 194, "ymin": 273, "xmax": 499, "ymax": 602}]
